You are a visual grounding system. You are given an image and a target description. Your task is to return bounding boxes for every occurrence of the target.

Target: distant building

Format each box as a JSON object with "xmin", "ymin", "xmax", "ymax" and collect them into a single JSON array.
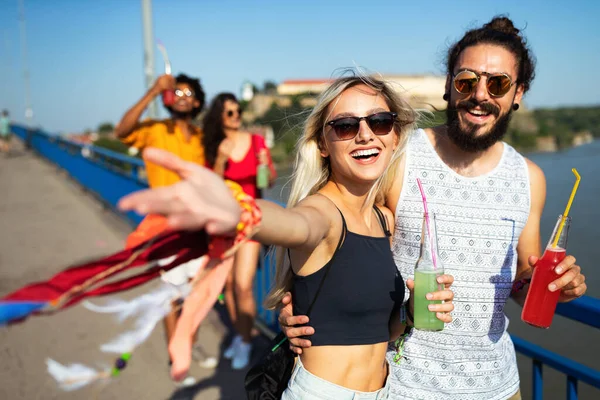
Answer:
[
  {"xmin": 64, "ymin": 132, "xmax": 96, "ymax": 145},
  {"xmin": 244, "ymin": 125, "xmax": 274, "ymax": 149},
  {"xmin": 242, "ymin": 74, "xmax": 448, "ymax": 134},
  {"xmin": 276, "ymin": 75, "xmax": 447, "ymax": 111},
  {"xmin": 241, "ymin": 93, "xmax": 292, "ymax": 122},
  {"xmin": 384, "ymin": 75, "xmax": 447, "ymax": 110},
  {"xmin": 277, "ymin": 79, "xmax": 333, "ymax": 96},
  {"xmin": 241, "ymin": 81, "xmax": 255, "ymax": 102}
]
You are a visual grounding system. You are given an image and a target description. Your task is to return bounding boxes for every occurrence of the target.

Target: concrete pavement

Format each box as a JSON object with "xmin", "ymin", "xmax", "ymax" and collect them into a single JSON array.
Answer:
[{"xmin": 0, "ymin": 142, "xmax": 265, "ymax": 399}]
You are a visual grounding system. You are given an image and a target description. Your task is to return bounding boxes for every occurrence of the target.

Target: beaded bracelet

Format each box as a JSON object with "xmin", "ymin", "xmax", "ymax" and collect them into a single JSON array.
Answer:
[
  {"xmin": 111, "ymin": 352, "xmax": 132, "ymax": 377},
  {"xmin": 207, "ymin": 180, "xmax": 262, "ymax": 260},
  {"xmin": 394, "ymin": 303, "xmax": 414, "ymax": 364},
  {"xmin": 393, "ymin": 325, "xmax": 413, "ymax": 365}
]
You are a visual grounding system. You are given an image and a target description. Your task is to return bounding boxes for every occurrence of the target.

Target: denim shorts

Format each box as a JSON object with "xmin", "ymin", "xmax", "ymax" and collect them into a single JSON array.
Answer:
[{"xmin": 281, "ymin": 356, "xmax": 390, "ymax": 400}]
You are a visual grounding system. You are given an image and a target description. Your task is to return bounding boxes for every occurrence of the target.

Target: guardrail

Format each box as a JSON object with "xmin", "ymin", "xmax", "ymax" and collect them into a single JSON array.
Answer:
[
  {"xmin": 12, "ymin": 125, "xmax": 146, "ymax": 226},
  {"xmin": 512, "ymin": 328, "xmax": 600, "ymax": 400},
  {"xmin": 11, "ymin": 125, "xmax": 600, "ymax": 399}
]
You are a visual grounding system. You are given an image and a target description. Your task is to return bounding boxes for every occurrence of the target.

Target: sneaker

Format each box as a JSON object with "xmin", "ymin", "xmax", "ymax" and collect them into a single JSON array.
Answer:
[
  {"xmin": 223, "ymin": 335, "xmax": 242, "ymax": 360},
  {"xmin": 198, "ymin": 356, "xmax": 218, "ymax": 369},
  {"xmin": 232, "ymin": 341, "xmax": 252, "ymax": 370},
  {"xmin": 192, "ymin": 343, "xmax": 219, "ymax": 369},
  {"xmin": 169, "ymin": 359, "xmax": 197, "ymax": 387},
  {"xmin": 176, "ymin": 376, "xmax": 197, "ymax": 388}
]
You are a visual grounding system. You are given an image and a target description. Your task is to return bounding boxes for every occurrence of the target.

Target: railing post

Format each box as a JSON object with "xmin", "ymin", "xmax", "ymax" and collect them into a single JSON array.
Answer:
[
  {"xmin": 533, "ymin": 360, "xmax": 543, "ymax": 400},
  {"xmin": 131, "ymin": 165, "xmax": 139, "ymax": 180},
  {"xmin": 258, "ymin": 251, "xmax": 264, "ymax": 321},
  {"xmin": 25, "ymin": 128, "xmax": 33, "ymax": 149},
  {"xmin": 567, "ymin": 375, "xmax": 578, "ymax": 400}
]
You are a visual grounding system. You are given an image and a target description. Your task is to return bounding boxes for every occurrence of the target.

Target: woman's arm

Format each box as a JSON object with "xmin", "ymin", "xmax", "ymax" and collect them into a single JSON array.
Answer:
[
  {"xmin": 118, "ymin": 148, "xmax": 331, "ymax": 252},
  {"xmin": 256, "ymin": 197, "xmax": 330, "ymax": 252},
  {"xmin": 512, "ymin": 159, "xmax": 586, "ymax": 305},
  {"xmin": 213, "ymin": 138, "xmax": 233, "ymax": 177}
]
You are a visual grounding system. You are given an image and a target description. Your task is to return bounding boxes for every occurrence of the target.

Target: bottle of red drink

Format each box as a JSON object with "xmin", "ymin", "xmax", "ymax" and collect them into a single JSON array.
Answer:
[
  {"xmin": 162, "ymin": 90, "xmax": 175, "ymax": 106},
  {"xmin": 521, "ymin": 215, "xmax": 571, "ymax": 328}
]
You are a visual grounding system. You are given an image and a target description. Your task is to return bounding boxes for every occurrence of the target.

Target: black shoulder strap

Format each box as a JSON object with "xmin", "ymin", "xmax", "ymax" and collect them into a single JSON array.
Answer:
[
  {"xmin": 373, "ymin": 206, "xmax": 392, "ymax": 237},
  {"xmin": 287, "ymin": 206, "xmax": 347, "ymax": 318}
]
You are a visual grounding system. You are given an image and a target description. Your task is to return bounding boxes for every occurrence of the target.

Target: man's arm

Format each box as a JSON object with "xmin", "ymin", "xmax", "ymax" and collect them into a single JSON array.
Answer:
[
  {"xmin": 278, "ymin": 293, "xmax": 314, "ymax": 355},
  {"xmin": 114, "ymin": 75, "xmax": 175, "ymax": 139},
  {"xmin": 384, "ymin": 155, "xmax": 406, "ymax": 214},
  {"xmin": 512, "ymin": 159, "xmax": 587, "ymax": 306},
  {"xmin": 512, "ymin": 159, "xmax": 545, "ymax": 306}
]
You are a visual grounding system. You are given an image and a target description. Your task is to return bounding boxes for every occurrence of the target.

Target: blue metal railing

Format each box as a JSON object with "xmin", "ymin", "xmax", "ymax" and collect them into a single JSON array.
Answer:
[
  {"xmin": 12, "ymin": 125, "xmax": 600, "ymax": 399},
  {"xmin": 12, "ymin": 125, "xmax": 146, "ymax": 226},
  {"xmin": 511, "ymin": 296, "xmax": 600, "ymax": 399},
  {"xmin": 512, "ymin": 332, "xmax": 600, "ymax": 400}
]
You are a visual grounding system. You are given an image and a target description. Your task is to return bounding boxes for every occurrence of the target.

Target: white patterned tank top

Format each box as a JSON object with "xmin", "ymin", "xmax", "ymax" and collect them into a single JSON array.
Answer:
[{"xmin": 387, "ymin": 129, "xmax": 531, "ymax": 400}]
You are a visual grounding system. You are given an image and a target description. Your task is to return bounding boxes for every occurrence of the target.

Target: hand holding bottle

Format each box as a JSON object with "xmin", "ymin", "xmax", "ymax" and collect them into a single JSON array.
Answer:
[
  {"xmin": 407, "ymin": 274, "xmax": 454, "ymax": 327},
  {"xmin": 256, "ymin": 148, "xmax": 270, "ymax": 189},
  {"xmin": 152, "ymin": 74, "xmax": 176, "ymax": 104}
]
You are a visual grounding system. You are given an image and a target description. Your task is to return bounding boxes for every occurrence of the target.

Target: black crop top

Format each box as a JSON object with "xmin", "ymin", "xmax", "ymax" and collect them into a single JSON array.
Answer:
[{"xmin": 292, "ymin": 206, "xmax": 405, "ymax": 346}]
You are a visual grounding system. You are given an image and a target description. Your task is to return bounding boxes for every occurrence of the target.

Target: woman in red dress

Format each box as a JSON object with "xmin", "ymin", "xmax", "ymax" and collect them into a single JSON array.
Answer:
[{"xmin": 203, "ymin": 93, "xmax": 276, "ymax": 369}]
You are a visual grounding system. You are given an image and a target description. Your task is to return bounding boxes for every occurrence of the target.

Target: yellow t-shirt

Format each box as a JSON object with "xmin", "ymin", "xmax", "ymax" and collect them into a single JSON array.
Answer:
[{"xmin": 121, "ymin": 119, "xmax": 205, "ymax": 188}]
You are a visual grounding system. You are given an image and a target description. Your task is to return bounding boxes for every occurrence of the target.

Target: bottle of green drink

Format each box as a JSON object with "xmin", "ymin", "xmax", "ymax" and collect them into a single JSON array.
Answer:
[
  {"xmin": 256, "ymin": 164, "xmax": 269, "ymax": 190},
  {"xmin": 413, "ymin": 212, "xmax": 444, "ymax": 331},
  {"xmin": 256, "ymin": 148, "xmax": 270, "ymax": 190}
]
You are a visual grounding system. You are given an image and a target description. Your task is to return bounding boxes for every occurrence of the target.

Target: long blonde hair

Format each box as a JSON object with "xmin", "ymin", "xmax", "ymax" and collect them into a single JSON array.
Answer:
[{"xmin": 264, "ymin": 74, "xmax": 418, "ymax": 309}]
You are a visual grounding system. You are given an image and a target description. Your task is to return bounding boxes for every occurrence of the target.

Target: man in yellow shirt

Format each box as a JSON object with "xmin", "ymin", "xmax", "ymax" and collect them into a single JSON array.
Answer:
[
  {"xmin": 115, "ymin": 73, "xmax": 205, "ymax": 187},
  {"xmin": 115, "ymin": 73, "xmax": 211, "ymax": 385}
]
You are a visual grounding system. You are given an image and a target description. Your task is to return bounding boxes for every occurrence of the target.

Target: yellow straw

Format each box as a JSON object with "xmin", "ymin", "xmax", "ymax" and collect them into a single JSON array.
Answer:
[{"xmin": 552, "ymin": 168, "xmax": 581, "ymax": 248}]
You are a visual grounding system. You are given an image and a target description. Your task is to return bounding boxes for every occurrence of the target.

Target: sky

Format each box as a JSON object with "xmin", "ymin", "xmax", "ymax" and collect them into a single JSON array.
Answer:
[{"xmin": 0, "ymin": 0, "xmax": 599, "ymax": 133}]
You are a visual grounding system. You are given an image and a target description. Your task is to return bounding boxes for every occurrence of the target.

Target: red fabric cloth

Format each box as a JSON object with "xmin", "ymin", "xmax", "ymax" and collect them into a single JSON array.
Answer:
[
  {"xmin": 222, "ymin": 134, "xmax": 275, "ymax": 198},
  {"xmin": 2, "ymin": 230, "xmax": 210, "ymax": 309}
]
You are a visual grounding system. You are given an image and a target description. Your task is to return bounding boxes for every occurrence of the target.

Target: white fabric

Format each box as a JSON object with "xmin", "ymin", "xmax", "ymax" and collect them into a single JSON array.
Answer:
[
  {"xmin": 84, "ymin": 282, "xmax": 186, "ymax": 354},
  {"xmin": 160, "ymin": 257, "xmax": 203, "ymax": 286},
  {"xmin": 387, "ymin": 129, "xmax": 531, "ymax": 399},
  {"xmin": 46, "ymin": 359, "xmax": 104, "ymax": 391}
]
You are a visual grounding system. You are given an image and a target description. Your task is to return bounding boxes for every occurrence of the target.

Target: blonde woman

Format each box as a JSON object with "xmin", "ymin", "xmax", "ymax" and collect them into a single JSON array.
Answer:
[{"xmin": 119, "ymin": 75, "xmax": 454, "ymax": 399}]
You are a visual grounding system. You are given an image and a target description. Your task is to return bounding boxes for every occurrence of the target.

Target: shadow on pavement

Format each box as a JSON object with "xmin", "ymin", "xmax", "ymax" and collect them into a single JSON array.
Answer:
[{"xmin": 168, "ymin": 304, "xmax": 271, "ymax": 400}]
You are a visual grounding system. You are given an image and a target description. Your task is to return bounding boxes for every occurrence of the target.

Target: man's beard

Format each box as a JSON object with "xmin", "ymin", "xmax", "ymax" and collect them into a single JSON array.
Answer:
[{"xmin": 445, "ymin": 98, "xmax": 512, "ymax": 153}]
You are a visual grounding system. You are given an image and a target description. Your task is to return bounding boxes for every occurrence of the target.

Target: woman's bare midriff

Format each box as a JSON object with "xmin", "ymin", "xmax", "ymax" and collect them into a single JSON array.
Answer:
[{"xmin": 299, "ymin": 342, "xmax": 389, "ymax": 392}]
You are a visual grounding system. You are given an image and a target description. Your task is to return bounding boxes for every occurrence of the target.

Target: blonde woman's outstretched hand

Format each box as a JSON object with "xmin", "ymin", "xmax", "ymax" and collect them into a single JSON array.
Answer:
[{"xmin": 118, "ymin": 148, "xmax": 241, "ymax": 234}]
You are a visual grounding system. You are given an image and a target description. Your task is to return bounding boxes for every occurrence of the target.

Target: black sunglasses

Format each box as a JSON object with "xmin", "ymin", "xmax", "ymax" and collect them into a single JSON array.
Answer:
[
  {"xmin": 326, "ymin": 111, "xmax": 397, "ymax": 141},
  {"xmin": 453, "ymin": 69, "xmax": 514, "ymax": 98},
  {"xmin": 226, "ymin": 108, "xmax": 242, "ymax": 118}
]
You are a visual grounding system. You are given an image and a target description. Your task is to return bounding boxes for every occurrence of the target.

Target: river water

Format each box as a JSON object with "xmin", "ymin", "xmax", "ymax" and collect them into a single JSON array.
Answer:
[
  {"xmin": 507, "ymin": 140, "xmax": 599, "ymax": 399},
  {"xmin": 264, "ymin": 139, "xmax": 600, "ymax": 399}
]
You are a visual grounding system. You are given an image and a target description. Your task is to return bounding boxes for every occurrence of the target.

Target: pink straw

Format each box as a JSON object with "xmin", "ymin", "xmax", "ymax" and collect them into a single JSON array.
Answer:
[{"xmin": 416, "ymin": 178, "xmax": 438, "ymax": 271}]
